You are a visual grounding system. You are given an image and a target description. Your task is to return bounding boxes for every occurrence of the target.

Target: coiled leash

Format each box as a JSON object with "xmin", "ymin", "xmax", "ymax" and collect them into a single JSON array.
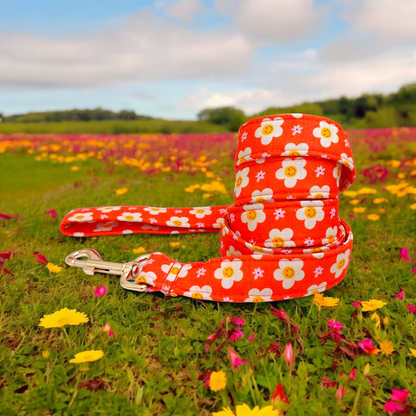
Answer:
[{"xmin": 61, "ymin": 114, "xmax": 356, "ymax": 303}]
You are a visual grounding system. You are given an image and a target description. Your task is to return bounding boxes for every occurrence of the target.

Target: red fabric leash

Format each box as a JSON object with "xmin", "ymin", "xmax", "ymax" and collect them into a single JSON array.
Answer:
[{"xmin": 61, "ymin": 114, "xmax": 356, "ymax": 303}]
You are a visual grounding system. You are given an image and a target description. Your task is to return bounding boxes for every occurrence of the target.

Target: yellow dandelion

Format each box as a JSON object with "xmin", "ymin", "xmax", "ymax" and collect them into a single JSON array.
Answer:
[
  {"xmin": 115, "ymin": 187, "xmax": 128, "ymax": 195},
  {"xmin": 389, "ymin": 160, "xmax": 401, "ymax": 168},
  {"xmin": 379, "ymin": 340, "xmax": 394, "ymax": 355},
  {"xmin": 383, "ymin": 317, "xmax": 389, "ymax": 326},
  {"xmin": 209, "ymin": 370, "xmax": 227, "ymax": 392},
  {"xmin": 367, "ymin": 214, "xmax": 380, "ymax": 221},
  {"xmin": 353, "ymin": 207, "xmax": 366, "ymax": 214},
  {"xmin": 70, "ymin": 166, "xmax": 79, "ymax": 171},
  {"xmin": 409, "ymin": 348, "xmax": 416, "ymax": 357},
  {"xmin": 343, "ymin": 190, "xmax": 358, "ymax": 197},
  {"xmin": 397, "ymin": 173, "xmax": 405, "ymax": 179},
  {"xmin": 38, "ymin": 308, "xmax": 89, "ymax": 328},
  {"xmin": 69, "ymin": 350, "xmax": 104, "ymax": 363},
  {"xmin": 47, "ymin": 263, "xmax": 62, "ymax": 273},
  {"xmin": 410, "ymin": 203, "xmax": 416, "ymax": 210},
  {"xmin": 349, "ymin": 199, "xmax": 361, "ymax": 205},
  {"xmin": 378, "ymin": 208, "xmax": 386, "ymax": 214},
  {"xmin": 357, "ymin": 187, "xmax": 377, "ymax": 195},
  {"xmin": 133, "ymin": 247, "xmax": 146, "ymax": 254},
  {"xmin": 213, "ymin": 404, "xmax": 279, "ymax": 416},
  {"xmin": 370, "ymin": 312, "xmax": 380, "ymax": 328},
  {"xmin": 410, "ymin": 169, "xmax": 416, "ymax": 176},
  {"xmin": 313, "ymin": 293, "xmax": 339, "ymax": 310},
  {"xmin": 361, "ymin": 299, "xmax": 387, "ymax": 312},
  {"xmin": 203, "ymin": 193, "xmax": 213, "ymax": 199},
  {"xmin": 373, "ymin": 198, "xmax": 388, "ymax": 204},
  {"xmin": 169, "ymin": 242, "xmax": 180, "ymax": 248}
]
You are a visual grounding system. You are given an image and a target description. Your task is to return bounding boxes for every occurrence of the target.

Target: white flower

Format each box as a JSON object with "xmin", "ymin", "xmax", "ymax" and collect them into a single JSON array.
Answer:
[
  {"xmin": 73, "ymin": 232, "xmax": 84, "ymax": 237},
  {"xmin": 330, "ymin": 249, "xmax": 350, "ymax": 278},
  {"xmin": 122, "ymin": 230, "xmax": 133, "ymax": 234},
  {"xmin": 96, "ymin": 206, "xmax": 121, "ymax": 213},
  {"xmin": 236, "ymin": 147, "xmax": 253, "ymax": 166},
  {"xmin": 214, "ymin": 259, "xmax": 244, "ymax": 289},
  {"xmin": 251, "ymin": 188, "xmax": 274, "ymax": 203},
  {"xmin": 226, "ymin": 246, "xmax": 242, "ymax": 257},
  {"xmin": 143, "ymin": 207, "xmax": 167, "ymax": 215},
  {"xmin": 254, "ymin": 117, "xmax": 284, "ymax": 145},
  {"xmin": 275, "ymin": 158, "xmax": 307, "ymax": 188},
  {"xmin": 141, "ymin": 224, "xmax": 159, "ymax": 231},
  {"xmin": 296, "ymin": 201, "xmax": 325, "ymax": 229},
  {"xmin": 265, "ymin": 228, "xmax": 295, "ymax": 248},
  {"xmin": 245, "ymin": 288, "xmax": 273, "ymax": 302},
  {"xmin": 313, "ymin": 121, "xmax": 339, "ymax": 148},
  {"xmin": 189, "ymin": 207, "xmax": 212, "ymax": 218},
  {"xmin": 93, "ymin": 221, "xmax": 119, "ymax": 232},
  {"xmin": 307, "ymin": 185, "xmax": 330, "ymax": 199},
  {"xmin": 306, "ymin": 282, "xmax": 327, "ymax": 295},
  {"xmin": 213, "ymin": 217, "xmax": 225, "ymax": 229},
  {"xmin": 161, "ymin": 263, "xmax": 192, "ymax": 282},
  {"xmin": 274, "ymin": 259, "xmax": 305, "ymax": 289},
  {"xmin": 281, "ymin": 143, "xmax": 309, "ymax": 157},
  {"xmin": 166, "ymin": 216, "xmax": 190, "ymax": 228},
  {"xmin": 183, "ymin": 285, "xmax": 213, "ymax": 300},
  {"xmin": 339, "ymin": 153, "xmax": 354, "ymax": 170},
  {"xmin": 234, "ymin": 167, "xmax": 250, "ymax": 197},
  {"xmin": 68, "ymin": 212, "xmax": 94, "ymax": 222},
  {"xmin": 241, "ymin": 203, "xmax": 266, "ymax": 231},
  {"xmin": 136, "ymin": 271, "xmax": 157, "ymax": 286},
  {"xmin": 292, "ymin": 113, "xmax": 303, "ymax": 118},
  {"xmin": 117, "ymin": 212, "xmax": 143, "ymax": 222},
  {"xmin": 333, "ymin": 164, "xmax": 341, "ymax": 187},
  {"xmin": 324, "ymin": 226, "xmax": 337, "ymax": 244}
]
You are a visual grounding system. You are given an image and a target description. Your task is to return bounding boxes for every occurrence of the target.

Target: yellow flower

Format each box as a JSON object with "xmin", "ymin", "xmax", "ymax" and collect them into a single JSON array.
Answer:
[
  {"xmin": 410, "ymin": 203, "xmax": 416, "ymax": 210},
  {"xmin": 133, "ymin": 247, "xmax": 146, "ymax": 254},
  {"xmin": 397, "ymin": 173, "xmax": 405, "ymax": 179},
  {"xmin": 409, "ymin": 348, "xmax": 416, "ymax": 357},
  {"xmin": 370, "ymin": 312, "xmax": 380, "ymax": 328},
  {"xmin": 69, "ymin": 350, "xmax": 104, "ymax": 363},
  {"xmin": 203, "ymin": 193, "xmax": 213, "ymax": 199},
  {"xmin": 357, "ymin": 187, "xmax": 377, "ymax": 195},
  {"xmin": 378, "ymin": 208, "xmax": 386, "ymax": 214},
  {"xmin": 343, "ymin": 190, "xmax": 358, "ymax": 197},
  {"xmin": 116, "ymin": 187, "xmax": 128, "ymax": 195},
  {"xmin": 213, "ymin": 404, "xmax": 279, "ymax": 416},
  {"xmin": 353, "ymin": 207, "xmax": 366, "ymax": 213},
  {"xmin": 361, "ymin": 299, "xmax": 387, "ymax": 312},
  {"xmin": 70, "ymin": 166, "xmax": 79, "ymax": 171},
  {"xmin": 169, "ymin": 242, "xmax": 180, "ymax": 248},
  {"xmin": 373, "ymin": 198, "xmax": 388, "ymax": 204},
  {"xmin": 184, "ymin": 184, "xmax": 201, "ymax": 193},
  {"xmin": 379, "ymin": 340, "xmax": 394, "ymax": 355},
  {"xmin": 389, "ymin": 160, "xmax": 401, "ymax": 168},
  {"xmin": 209, "ymin": 370, "xmax": 227, "ymax": 392},
  {"xmin": 42, "ymin": 350, "xmax": 50, "ymax": 359},
  {"xmin": 349, "ymin": 199, "xmax": 361, "ymax": 205},
  {"xmin": 313, "ymin": 293, "xmax": 339, "ymax": 310},
  {"xmin": 383, "ymin": 317, "xmax": 389, "ymax": 326},
  {"xmin": 367, "ymin": 214, "xmax": 380, "ymax": 221},
  {"xmin": 47, "ymin": 263, "xmax": 62, "ymax": 273},
  {"xmin": 38, "ymin": 308, "xmax": 89, "ymax": 328}
]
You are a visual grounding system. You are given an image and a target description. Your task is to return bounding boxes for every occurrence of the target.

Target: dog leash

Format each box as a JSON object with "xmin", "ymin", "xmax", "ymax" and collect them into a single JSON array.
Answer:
[{"xmin": 61, "ymin": 114, "xmax": 356, "ymax": 303}]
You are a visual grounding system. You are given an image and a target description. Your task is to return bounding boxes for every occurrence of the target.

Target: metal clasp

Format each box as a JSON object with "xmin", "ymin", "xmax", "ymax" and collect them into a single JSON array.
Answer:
[{"xmin": 65, "ymin": 248, "xmax": 150, "ymax": 291}]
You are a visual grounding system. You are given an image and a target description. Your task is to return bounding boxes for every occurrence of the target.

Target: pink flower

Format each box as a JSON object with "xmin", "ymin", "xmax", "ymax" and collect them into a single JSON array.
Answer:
[
  {"xmin": 271, "ymin": 307, "xmax": 287, "ymax": 321},
  {"xmin": 384, "ymin": 401, "xmax": 405, "ymax": 415},
  {"xmin": 36, "ymin": 254, "xmax": 48, "ymax": 264},
  {"xmin": 228, "ymin": 348, "xmax": 248, "ymax": 367},
  {"xmin": 0, "ymin": 251, "xmax": 12, "ymax": 260},
  {"xmin": 328, "ymin": 320, "xmax": 344, "ymax": 332},
  {"xmin": 412, "ymin": 268, "xmax": 416, "ymax": 274},
  {"xmin": 322, "ymin": 375, "xmax": 336, "ymax": 388},
  {"xmin": 395, "ymin": 290, "xmax": 405, "ymax": 300},
  {"xmin": 230, "ymin": 317, "xmax": 245, "ymax": 326},
  {"xmin": 347, "ymin": 369, "xmax": 357, "ymax": 382},
  {"xmin": 46, "ymin": 209, "xmax": 57, "ymax": 219},
  {"xmin": 94, "ymin": 286, "xmax": 107, "ymax": 297},
  {"xmin": 229, "ymin": 328, "xmax": 244, "ymax": 342},
  {"xmin": 248, "ymin": 334, "xmax": 256, "ymax": 341},
  {"xmin": 284, "ymin": 342, "xmax": 294, "ymax": 365},
  {"xmin": 0, "ymin": 213, "xmax": 12, "ymax": 220},
  {"xmin": 357, "ymin": 339, "xmax": 379, "ymax": 355},
  {"xmin": 204, "ymin": 343, "xmax": 210, "ymax": 352},
  {"xmin": 391, "ymin": 389, "xmax": 410, "ymax": 403},
  {"xmin": 400, "ymin": 247, "xmax": 415, "ymax": 262},
  {"xmin": 271, "ymin": 383, "xmax": 290, "ymax": 404},
  {"xmin": 3, "ymin": 269, "xmax": 14, "ymax": 276},
  {"xmin": 108, "ymin": 330, "xmax": 114, "ymax": 337},
  {"xmin": 352, "ymin": 301, "xmax": 361, "ymax": 309},
  {"xmin": 103, "ymin": 323, "xmax": 111, "ymax": 333},
  {"xmin": 335, "ymin": 386, "xmax": 345, "ymax": 400},
  {"xmin": 407, "ymin": 304, "xmax": 416, "ymax": 314}
]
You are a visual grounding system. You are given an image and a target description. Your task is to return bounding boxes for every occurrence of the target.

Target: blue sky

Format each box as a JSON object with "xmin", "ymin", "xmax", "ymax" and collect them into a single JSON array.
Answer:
[{"xmin": 1, "ymin": 0, "xmax": 415, "ymax": 119}]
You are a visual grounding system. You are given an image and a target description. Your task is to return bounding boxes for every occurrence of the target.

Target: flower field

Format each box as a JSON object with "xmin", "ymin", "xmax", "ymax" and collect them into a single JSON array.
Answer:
[{"xmin": 0, "ymin": 127, "xmax": 416, "ymax": 415}]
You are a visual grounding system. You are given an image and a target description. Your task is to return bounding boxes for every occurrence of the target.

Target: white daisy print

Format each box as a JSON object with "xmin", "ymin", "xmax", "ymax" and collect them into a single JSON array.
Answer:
[
  {"xmin": 241, "ymin": 203, "xmax": 266, "ymax": 231},
  {"xmin": 251, "ymin": 188, "xmax": 274, "ymax": 203},
  {"xmin": 313, "ymin": 121, "xmax": 339, "ymax": 148},
  {"xmin": 143, "ymin": 207, "xmax": 167, "ymax": 215},
  {"xmin": 275, "ymin": 158, "xmax": 307, "ymax": 188},
  {"xmin": 307, "ymin": 185, "xmax": 330, "ymax": 199},
  {"xmin": 213, "ymin": 217, "xmax": 225, "ymax": 229},
  {"xmin": 190, "ymin": 207, "xmax": 212, "ymax": 218},
  {"xmin": 306, "ymin": 282, "xmax": 327, "ymax": 295},
  {"xmin": 236, "ymin": 147, "xmax": 253, "ymax": 166},
  {"xmin": 339, "ymin": 153, "xmax": 354, "ymax": 170},
  {"xmin": 93, "ymin": 221, "xmax": 119, "ymax": 233},
  {"xmin": 226, "ymin": 246, "xmax": 242, "ymax": 257},
  {"xmin": 234, "ymin": 167, "xmax": 250, "ymax": 197},
  {"xmin": 324, "ymin": 226, "xmax": 337, "ymax": 244},
  {"xmin": 135, "ymin": 271, "xmax": 157, "ymax": 286},
  {"xmin": 274, "ymin": 259, "xmax": 305, "ymax": 289},
  {"xmin": 245, "ymin": 288, "xmax": 273, "ymax": 302},
  {"xmin": 330, "ymin": 249, "xmax": 350, "ymax": 278},
  {"xmin": 265, "ymin": 228, "xmax": 296, "ymax": 249},
  {"xmin": 96, "ymin": 206, "xmax": 121, "ymax": 213},
  {"xmin": 166, "ymin": 216, "xmax": 190, "ymax": 228},
  {"xmin": 214, "ymin": 259, "xmax": 244, "ymax": 289},
  {"xmin": 254, "ymin": 117, "xmax": 284, "ymax": 145},
  {"xmin": 141, "ymin": 224, "xmax": 159, "ymax": 231},
  {"xmin": 161, "ymin": 263, "xmax": 192, "ymax": 282},
  {"xmin": 183, "ymin": 285, "xmax": 213, "ymax": 300},
  {"xmin": 68, "ymin": 212, "xmax": 94, "ymax": 222},
  {"xmin": 281, "ymin": 143, "xmax": 309, "ymax": 157},
  {"xmin": 296, "ymin": 201, "xmax": 325, "ymax": 229},
  {"xmin": 117, "ymin": 212, "xmax": 143, "ymax": 222},
  {"xmin": 292, "ymin": 113, "xmax": 303, "ymax": 118}
]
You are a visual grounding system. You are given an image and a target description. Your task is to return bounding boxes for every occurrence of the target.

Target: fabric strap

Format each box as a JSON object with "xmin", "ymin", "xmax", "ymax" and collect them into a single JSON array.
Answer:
[{"xmin": 60, "ymin": 114, "xmax": 356, "ymax": 303}]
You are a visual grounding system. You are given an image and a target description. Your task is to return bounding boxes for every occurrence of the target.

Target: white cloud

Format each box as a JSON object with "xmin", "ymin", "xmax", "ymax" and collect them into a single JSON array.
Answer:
[
  {"xmin": 164, "ymin": 0, "xmax": 206, "ymax": 23},
  {"xmin": 346, "ymin": 0, "xmax": 416, "ymax": 43},
  {"xmin": 0, "ymin": 9, "xmax": 252, "ymax": 89}
]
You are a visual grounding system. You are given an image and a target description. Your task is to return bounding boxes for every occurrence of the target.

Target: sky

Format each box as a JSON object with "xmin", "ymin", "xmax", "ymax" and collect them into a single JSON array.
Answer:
[{"xmin": 1, "ymin": 0, "xmax": 415, "ymax": 120}]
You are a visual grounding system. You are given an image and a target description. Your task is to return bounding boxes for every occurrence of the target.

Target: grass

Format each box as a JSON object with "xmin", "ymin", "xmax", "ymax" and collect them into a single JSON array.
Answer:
[{"xmin": 0, "ymin": 131, "xmax": 416, "ymax": 415}]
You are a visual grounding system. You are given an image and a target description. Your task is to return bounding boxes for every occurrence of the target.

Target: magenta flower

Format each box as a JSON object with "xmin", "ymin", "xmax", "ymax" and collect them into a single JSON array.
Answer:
[
  {"xmin": 36, "ymin": 254, "xmax": 48, "ymax": 264},
  {"xmin": 391, "ymin": 389, "xmax": 410, "ymax": 403},
  {"xmin": 46, "ymin": 209, "xmax": 57, "ymax": 219},
  {"xmin": 0, "ymin": 251, "xmax": 12, "ymax": 260},
  {"xmin": 230, "ymin": 317, "xmax": 245, "ymax": 326},
  {"xmin": 384, "ymin": 401, "xmax": 405, "ymax": 415},
  {"xmin": 94, "ymin": 286, "xmax": 107, "ymax": 297},
  {"xmin": 406, "ymin": 304, "xmax": 416, "ymax": 314},
  {"xmin": 271, "ymin": 307, "xmax": 287, "ymax": 321},
  {"xmin": 322, "ymin": 375, "xmax": 336, "ymax": 388},
  {"xmin": 357, "ymin": 338, "xmax": 379, "ymax": 355},
  {"xmin": 284, "ymin": 342, "xmax": 294, "ymax": 365},
  {"xmin": 229, "ymin": 328, "xmax": 244, "ymax": 342},
  {"xmin": 395, "ymin": 290, "xmax": 405, "ymax": 300},
  {"xmin": 228, "ymin": 348, "xmax": 248, "ymax": 367},
  {"xmin": 347, "ymin": 369, "xmax": 357, "ymax": 382},
  {"xmin": 335, "ymin": 386, "xmax": 345, "ymax": 400},
  {"xmin": 412, "ymin": 268, "xmax": 416, "ymax": 274},
  {"xmin": 328, "ymin": 320, "xmax": 344, "ymax": 332},
  {"xmin": 248, "ymin": 334, "xmax": 256, "ymax": 341},
  {"xmin": 0, "ymin": 213, "xmax": 12, "ymax": 220},
  {"xmin": 352, "ymin": 301, "xmax": 361, "ymax": 309},
  {"xmin": 3, "ymin": 269, "xmax": 14, "ymax": 276},
  {"xmin": 400, "ymin": 247, "xmax": 415, "ymax": 262}
]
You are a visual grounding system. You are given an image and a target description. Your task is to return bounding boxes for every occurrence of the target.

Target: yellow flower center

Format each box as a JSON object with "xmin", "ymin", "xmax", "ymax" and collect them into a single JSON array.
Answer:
[
  {"xmin": 256, "ymin": 197, "xmax": 266, "ymax": 203},
  {"xmin": 272, "ymin": 236, "xmax": 285, "ymax": 248},
  {"xmin": 262, "ymin": 124, "xmax": 274, "ymax": 135},
  {"xmin": 136, "ymin": 275, "xmax": 146, "ymax": 283},
  {"xmin": 239, "ymin": 157, "xmax": 247, "ymax": 164},
  {"xmin": 75, "ymin": 215, "xmax": 84, "ymax": 220},
  {"xmin": 321, "ymin": 127, "xmax": 332, "ymax": 138},
  {"xmin": 252, "ymin": 296, "xmax": 265, "ymax": 302},
  {"xmin": 284, "ymin": 165, "xmax": 297, "ymax": 177},
  {"xmin": 289, "ymin": 150, "xmax": 301, "ymax": 156},
  {"xmin": 337, "ymin": 259, "xmax": 346, "ymax": 270},
  {"xmin": 173, "ymin": 220, "xmax": 182, "ymax": 226},
  {"xmin": 192, "ymin": 292, "xmax": 203, "ymax": 300},
  {"xmin": 236, "ymin": 176, "xmax": 243, "ymax": 187},
  {"xmin": 222, "ymin": 266, "xmax": 234, "ymax": 278},
  {"xmin": 247, "ymin": 210, "xmax": 257, "ymax": 221},
  {"xmin": 305, "ymin": 207, "xmax": 317, "ymax": 219},
  {"xmin": 125, "ymin": 215, "xmax": 134, "ymax": 221},
  {"xmin": 282, "ymin": 266, "xmax": 295, "ymax": 279},
  {"xmin": 343, "ymin": 161, "xmax": 350, "ymax": 168},
  {"xmin": 196, "ymin": 209, "xmax": 205, "ymax": 213},
  {"xmin": 171, "ymin": 267, "xmax": 180, "ymax": 275},
  {"xmin": 57, "ymin": 318, "xmax": 68, "ymax": 326},
  {"xmin": 314, "ymin": 193, "xmax": 324, "ymax": 199},
  {"xmin": 328, "ymin": 235, "xmax": 335, "ymax": 243}
]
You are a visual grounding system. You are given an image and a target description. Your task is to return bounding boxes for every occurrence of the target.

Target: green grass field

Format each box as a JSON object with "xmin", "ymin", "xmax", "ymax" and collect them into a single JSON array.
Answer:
[{"xmin": 0, "ymin": 132, "xmax": 416, "ymax": 415}]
